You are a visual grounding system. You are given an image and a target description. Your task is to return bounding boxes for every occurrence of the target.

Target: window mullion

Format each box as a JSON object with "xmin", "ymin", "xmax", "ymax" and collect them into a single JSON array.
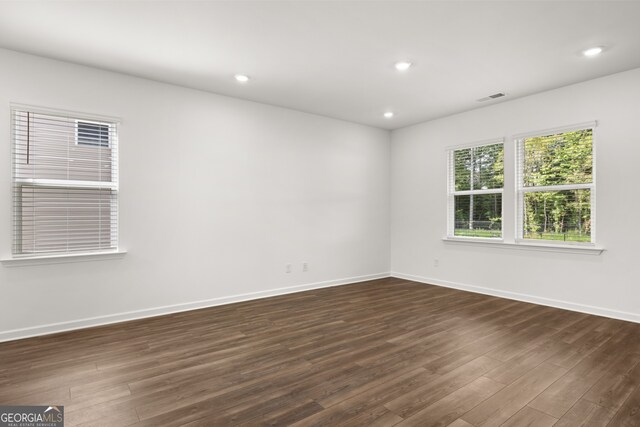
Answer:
[
  {"xmin": 453, "ymin": 189, "xmax": 504, "ymax": 196},
  {"xmin": 521, "ymin": 183, "xmax": 593, "ymax": 193}
]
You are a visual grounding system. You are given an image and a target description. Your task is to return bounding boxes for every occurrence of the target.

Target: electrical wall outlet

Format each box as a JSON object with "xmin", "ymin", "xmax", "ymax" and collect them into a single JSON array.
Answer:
[
  {"xmin": 434, "ymin": 258, "xmax": 439, "ymax": 267},
  {"xmin": 285, "ymin": 264, "xmax": 292, "ymax": 274},
  {"xmin": 302, "ymin": 262, "xmax": 308, "ymax": 272}
]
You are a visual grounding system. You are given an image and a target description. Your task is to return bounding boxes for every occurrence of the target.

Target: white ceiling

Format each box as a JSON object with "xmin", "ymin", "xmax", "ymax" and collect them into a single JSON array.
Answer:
[{"xmin": 1, "ymin": 1, "xmax": 639, "ymax": 130}]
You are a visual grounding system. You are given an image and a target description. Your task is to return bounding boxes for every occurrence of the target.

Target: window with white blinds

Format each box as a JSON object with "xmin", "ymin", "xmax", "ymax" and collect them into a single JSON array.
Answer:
[
  {"xmin": 11, "ymin": 107, "xmax": 119, "ymax": 256},
  {"xmin": 448, "ymin": 141, "xmax": 504, "ymax": 239},
  {"xmin": 516, "ymin": 123, "xmax": 595, "ymax": 244}
]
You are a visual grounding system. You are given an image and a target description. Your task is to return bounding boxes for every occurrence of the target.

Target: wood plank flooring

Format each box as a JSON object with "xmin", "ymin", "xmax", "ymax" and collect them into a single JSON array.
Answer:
[{"xmin": 1, "ymin": 277, "xmax": 639, "ymax": 426}]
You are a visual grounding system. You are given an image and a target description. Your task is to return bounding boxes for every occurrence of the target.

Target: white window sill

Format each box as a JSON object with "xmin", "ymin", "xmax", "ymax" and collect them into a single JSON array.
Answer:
[
  {"xmin": 1, "ymin": 250, "xmax": 127, "ymax": 267},
  {"xmin": 442, "ymin": 237, "xmax": 604, "ymax": 255}
]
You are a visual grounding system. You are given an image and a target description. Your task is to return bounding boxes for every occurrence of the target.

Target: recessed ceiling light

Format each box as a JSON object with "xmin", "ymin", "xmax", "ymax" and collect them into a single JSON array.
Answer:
[
  {"xmin": 583, "ymin": 46, "xmax": 603, "ymax": 57},
  {"xmin": 394, "ymin": 61, "xmax": 412, "ymax": 71},
  {"xmin": 234, "ymin": 74, "xmax": 250, "ymax": 83},
  {"xmin": 384, "ymin": 111, "xmax": 394, "ymax": 119}
]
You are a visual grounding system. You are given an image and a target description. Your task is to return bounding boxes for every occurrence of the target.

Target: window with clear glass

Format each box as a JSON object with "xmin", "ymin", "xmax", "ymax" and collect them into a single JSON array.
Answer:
[
  {"xmin": 517, "ymin": 127, "xmax": 594, "ymax": 243},
  {"xmin": 448, "ymin": 141, "xmax": 504, "ymax": 238}
]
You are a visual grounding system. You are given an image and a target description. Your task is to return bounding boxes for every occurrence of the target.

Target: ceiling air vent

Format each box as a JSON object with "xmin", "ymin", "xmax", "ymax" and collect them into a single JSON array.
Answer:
[{"xmin": 477, "ymin": 92, "xmax": 506, "ymax": 102}]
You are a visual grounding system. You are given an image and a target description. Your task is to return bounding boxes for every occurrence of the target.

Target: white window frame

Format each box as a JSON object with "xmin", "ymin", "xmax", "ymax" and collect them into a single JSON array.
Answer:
[
  {"xmin": 8, "ymin": 104, "xmax": 121, "ymax": 259},
  {"xmin": 447, "ymin": 138, "xmax": 505, "ymax": 240},
  {"xmin": 515, "ymin": 121, "xmax": 597, "ymax": 246}
]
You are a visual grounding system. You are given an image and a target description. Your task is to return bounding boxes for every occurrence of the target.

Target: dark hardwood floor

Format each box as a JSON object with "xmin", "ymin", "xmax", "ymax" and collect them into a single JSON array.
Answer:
[{"xmin": 1, "ymin": 277, "xmax": 639, "ymax": 426}]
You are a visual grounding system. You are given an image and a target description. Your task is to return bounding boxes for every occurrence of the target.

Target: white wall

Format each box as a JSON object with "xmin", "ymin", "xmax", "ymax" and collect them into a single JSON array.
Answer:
[
  {"xmin": 391, "ymin": 67, "xmax": 640, "ymax": 322},
  {"xmin": 0, "ymin": 49, "xmax": 391, "ymax": 340},
  {"xmin": 3, "ymin": 47, "xmax": 638, "ymax": 342}
]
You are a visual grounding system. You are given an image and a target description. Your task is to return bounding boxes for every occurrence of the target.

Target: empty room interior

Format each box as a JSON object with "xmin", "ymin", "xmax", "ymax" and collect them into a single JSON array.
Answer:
[{"xmin": 2, "ymin": 1, "xmax": 640, "ymax": 426}]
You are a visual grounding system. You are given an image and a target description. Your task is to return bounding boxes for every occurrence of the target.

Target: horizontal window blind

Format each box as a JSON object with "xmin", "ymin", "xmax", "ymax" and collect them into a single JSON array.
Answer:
[
  {"xmin": 452, "ymin": 142, "xmax": 504, "ymax": 192},
  {"xmin": 516, "ymin": 125, "xmax": 595, "ymax": 243},
  {"xmin": 12, "ymin": 108, "xmax": 119, "ymax": 256}
]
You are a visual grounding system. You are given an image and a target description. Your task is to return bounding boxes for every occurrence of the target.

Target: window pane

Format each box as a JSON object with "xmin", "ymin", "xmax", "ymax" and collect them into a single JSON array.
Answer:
[
  {"xmin": 473, "ymin": 143, "xmax": 504, "ymax": 190},
  {"xmin": 523, "ymin": 129, "xmax": 592, "ymax": 187},
  {"xmin": 14, "ymin": 112, "xmax": 114, "ymax": 182},
  {"xmin": 454, "ymin": 143, "xmax": 504, "ymax": 191},
  {"xmin": 454, "ymin": 148, "xmax": 472, "ymax": 191},
  {"xmin": 17, "ymin": 186, "xmax": 116, "ymax": 254},
  {"xmin": 523, "ymin": 189, "xmax": 591, "ymax": 242},
  {"xmin": 78, "ymin": 121, "xmax": 110, "ymax": 147},
  {"xmin": 454, "ymin": 193, "xmax": 502, "ymax": 238}
]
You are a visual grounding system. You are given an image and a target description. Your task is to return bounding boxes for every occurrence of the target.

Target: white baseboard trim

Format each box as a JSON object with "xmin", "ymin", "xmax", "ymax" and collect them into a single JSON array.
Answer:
[
  {"xmin": 0, "ymin": 272, "xmax": 391, "ymax": 343},
  {"xmin": 391, "ymin": 272, "xmax": 640, "ymax": 324}
]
